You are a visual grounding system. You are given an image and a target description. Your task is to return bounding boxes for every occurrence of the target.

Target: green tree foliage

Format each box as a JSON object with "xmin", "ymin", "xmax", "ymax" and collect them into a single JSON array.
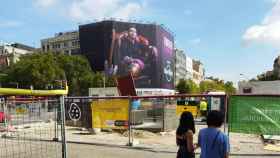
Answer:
[
  {"xmin": 106, "ymin": 75, "xmax": 117, "ymax": 87},
  {"xmin": 224, "ymin": 81, "xmax": 236, "ymax": 94},
  {"xmin": 176, "ymin": 77, "xmax": 236, "ymax": 94},
  {"xmin": 3, "ymin": 52, "xmax": 116, "ymax": 95},
  {"xmin": 257, "ymin": 72, "xmax": 278, "ymax": 81},
  {"xmin": 200, "ymin": 77, "xmax": 236, "ymax": 94},
  {"xmin": 200, "ymin": 80, "xmax": 225, "ymax": 92},
  {"xmin": 4, "ymin": 53, "xmax": 65, "ymax": 89},
  {"xmin": 176, "ymin": 79, "xmax": 199, "ymax": 94},
  {"xmin": 176, "ymin": 79, "xmax": 190, "ymax": 94},
  {"xmin": 56, "ymin": 53, "xmax": 96, "ymax": 95},
  {"xmin": 255, "ymin": 56, "xmax": 280, "ymax": 81}
]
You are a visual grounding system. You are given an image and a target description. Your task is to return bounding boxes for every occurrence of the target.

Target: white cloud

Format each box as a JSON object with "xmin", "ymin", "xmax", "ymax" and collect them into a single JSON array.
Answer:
[
  {"xmin": 0, "ymin": 21, "xmax": 22, "ymax": 28},
  {"xmin": 69, "ymin": 0, "xmax": 143, "ymax": 21},
  {"xmin": 33, "ymin": 0, "xmax": 57, "ymax": 8},
  {"xmin": 113, "ymin": 3, "xmax": 142, "ymax": 20},
  {"xmin": 265, "ymin": 0, "xmax": 278, "ymax": 3},
  {"xmin": 243, "ymin": 0, "xmax": 280, "ymax": 47},
  {"xmin": 189, "ymin": 38, "xmax": 201, "ymax": 45}
]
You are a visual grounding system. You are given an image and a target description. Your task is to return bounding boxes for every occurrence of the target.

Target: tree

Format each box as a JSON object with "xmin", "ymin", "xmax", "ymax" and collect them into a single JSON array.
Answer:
[
  {"xmin": 255, "ymin": 56, "xmax": 280, "ymax": 81},
  {"xmin": 176, "ymin": 79, "xmax": 199, "ymax": 94},
  {"xmin": 4, "ymin": 53, "xmax": 65, "ymax": 89},
  {"xmin": 200, "ymin": 77, "xmax": 236, "ymax": 94},
  {"xmin": 3, "ymin": 52, "xmax": 112, "ymax": 96},
  {"xmin": 176, "ymin": 79, "xmax": 190, "ymax": 94},
  {"xmin": 200, "ymin": 80, "xmax": 225, "ymax": 93},
  {"xmin": 55, "ymin": 53, "xmax": 97, "ymax": 95},
  {"xmin": 187, "ymin": 79, "xmax": 200, "ymax": 94},
  {"xmin": 224, "ymin": 81, "xmax": 236, "ymax": 94},
  {"xmin": 106, "ymin": 76, "xmax": 117, "ymax": 87},
  {"xmin": 200, "ymin": 80, "xmax": 216, "ymax": 93}
]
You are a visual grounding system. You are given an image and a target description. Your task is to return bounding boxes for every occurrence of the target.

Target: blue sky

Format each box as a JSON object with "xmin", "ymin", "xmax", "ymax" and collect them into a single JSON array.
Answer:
[{"xmin": 1, "ymin": 0, "xmax": 280, "ymax": 85}]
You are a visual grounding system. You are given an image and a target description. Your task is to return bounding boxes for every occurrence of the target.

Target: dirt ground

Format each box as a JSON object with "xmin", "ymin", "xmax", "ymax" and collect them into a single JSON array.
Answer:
[
  {"xmin": 1, "ymin": 122, "xmax": 280, "ymax": 158},
  {"xmin": 67, "ymin": 143, "xmax": 279, "ymax": 158},
  {"xmin": 65, "ymin": 124, "xmax": 280, "ymax": 156}
]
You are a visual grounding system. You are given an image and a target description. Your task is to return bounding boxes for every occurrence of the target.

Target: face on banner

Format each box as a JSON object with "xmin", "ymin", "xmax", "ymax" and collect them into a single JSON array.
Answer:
[
  {"xmin": 106, "ymin": 24, "xmax": 159, "ymax": 89},
  {"xmin": 79, "ymin": 21, "xmax": 174, "ymax": 89}
]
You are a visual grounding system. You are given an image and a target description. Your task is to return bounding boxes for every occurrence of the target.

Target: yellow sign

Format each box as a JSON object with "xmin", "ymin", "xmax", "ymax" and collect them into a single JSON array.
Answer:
[
  {"xmin": 176, "ymin": 105, "xmax": 198, "ymax": 117},
  {"xmin": 91, "ymin": 99, "xmax": 129, "ymax": 129},
  {"xmin": 15, "ymin": 105, "xmax": 27, "ymax": 114}
]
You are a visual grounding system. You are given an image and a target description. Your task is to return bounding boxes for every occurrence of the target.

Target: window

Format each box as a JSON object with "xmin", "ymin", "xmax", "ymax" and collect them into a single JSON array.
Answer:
[
  {"xmin": 72, "ymin": 40, "xmax": 79, "ymax": 47},
  {"xmin": 64, "ymin": 42, "xmax": 68, "ymax": 47},
  {"xmin": 243, "ymin": 88, "xmax": 252, "ymax": 94},
  {"xmin": 72, "ymin": 41, "xmax": 76, "ymax": 46}
]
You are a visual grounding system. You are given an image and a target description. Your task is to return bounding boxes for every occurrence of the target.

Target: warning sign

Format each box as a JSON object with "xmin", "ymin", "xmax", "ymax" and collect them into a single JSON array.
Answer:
[{"xmin": 68, "ymin": 103, "xmax": 81, "ymax": 121}]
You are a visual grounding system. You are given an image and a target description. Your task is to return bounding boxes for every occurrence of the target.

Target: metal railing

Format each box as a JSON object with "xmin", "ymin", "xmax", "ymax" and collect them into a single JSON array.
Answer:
[{"xmin": 0, "ymin": 96, "xmax": 66, "ymax": 158}]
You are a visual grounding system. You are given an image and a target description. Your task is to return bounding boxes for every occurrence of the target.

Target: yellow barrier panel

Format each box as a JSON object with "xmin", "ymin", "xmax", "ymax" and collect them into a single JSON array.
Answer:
[
  {"xmin": 0, "ymin": 86, "xmax": 68, "ymax": 96},
  {"xmin": 16, "ymin": 107, "xmax": 27, "ymax": 114},
  {"xmin": 91, "ymin": 99, "xmax": 129, "ymax": 129},
  {"xmin": 176, "ymin": 105, "xmax": 198, "ymax": 117}
]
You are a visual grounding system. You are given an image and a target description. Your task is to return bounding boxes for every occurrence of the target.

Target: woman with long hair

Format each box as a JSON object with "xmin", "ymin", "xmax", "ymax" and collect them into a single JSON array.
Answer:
[{"xmin": 176, "ymin": 111, "xmax": 196, "ymax": 158}]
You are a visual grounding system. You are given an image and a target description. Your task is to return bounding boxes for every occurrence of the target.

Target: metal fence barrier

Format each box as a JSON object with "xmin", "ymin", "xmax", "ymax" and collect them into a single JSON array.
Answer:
[
  {"xmin": 64, "ymin": 94, "xmax": 227, "ymax": 146},
  {"xmin": 0, "ymin": 96, "xmax": 66, "ymax": 158},
  {"xmin": 63, "ymin": 94, "xmax": 280, "ymax": 157}
]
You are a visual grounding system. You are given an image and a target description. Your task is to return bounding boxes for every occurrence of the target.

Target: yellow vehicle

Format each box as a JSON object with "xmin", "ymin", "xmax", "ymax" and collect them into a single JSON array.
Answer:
[{"xmin": 176, "ymin": 99, "xmax": 200, "ymax": 117}]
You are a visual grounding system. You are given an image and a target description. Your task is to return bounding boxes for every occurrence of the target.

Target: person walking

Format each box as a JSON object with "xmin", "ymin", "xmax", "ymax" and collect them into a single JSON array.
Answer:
[
  {"xmin": 176, "ymin": 111, "xmax": 196, "ymax": 158},
  {"xmin": 197, "ymin": 110, "xmax": 230, "ymax": 158}
]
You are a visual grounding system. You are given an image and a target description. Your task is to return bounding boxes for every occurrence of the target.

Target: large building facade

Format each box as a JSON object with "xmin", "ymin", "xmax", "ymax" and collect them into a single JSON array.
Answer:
[
  {"xmin": 174, "ymin": 48, "xmax": 204, "ymax": 85},
  {"xmin": 175, "ymin": 49, "xmax": 187, "ymax": 84},
  {"xmin": 41, "ymin": 31, "xmax": 80, "ymax": 55},
  {"xmin": 79, "ymin": 20, "xmax": 175, "ymax": 89},
  {"xmin": 238, "ymin": 80, "xmax": 280, "ymax": 94},
  {"xmin": 192, "ymin": 59, "xmax": 205, "ymax": 84},
  {"xmin": 185, "ymin": 55, "xmax": 193, "ymax": 80}
]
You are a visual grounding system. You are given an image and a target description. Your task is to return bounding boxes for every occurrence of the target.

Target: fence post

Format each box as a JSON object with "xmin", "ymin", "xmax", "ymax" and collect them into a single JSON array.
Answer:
[
  {"xmin": 127, "ymin": 97, "xmax": 133, "ymax": 146},
  {"xmin": 227, "ymin": 95, "xmax": 230, "ymax": 138},
  {"xmin": 60, "ymin": 95, "xmax": 67, "ymax": 158},
  {"xmin": 162, "ymin": 99, "xmax": 165, "ymax": 132},
  {"xmin": 224, "ymin": 95, "xmax": 227, "ymax": 133},
  {"xmin": 53, "ymin": 101, "xmax": 58, "ymax": 141}
]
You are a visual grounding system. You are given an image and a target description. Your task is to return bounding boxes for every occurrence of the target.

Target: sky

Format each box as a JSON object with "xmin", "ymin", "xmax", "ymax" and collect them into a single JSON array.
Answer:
[{"xmin": 0, "ymin": 0, "xmax": 280, "ymax": 85}]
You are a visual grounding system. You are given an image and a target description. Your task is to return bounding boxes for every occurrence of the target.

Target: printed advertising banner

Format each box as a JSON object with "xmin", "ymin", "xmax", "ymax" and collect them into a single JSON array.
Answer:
[
  {"xmin": 229, "ymin": 96, "xmax": 280, "ymax": 135},
  {"xmin": 79, "ymin": 21, "xmax": 175, "ymax": 89},
  {"xmin": 91, "ymin": 99, "xmax": 129, "ymax": 129}
]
